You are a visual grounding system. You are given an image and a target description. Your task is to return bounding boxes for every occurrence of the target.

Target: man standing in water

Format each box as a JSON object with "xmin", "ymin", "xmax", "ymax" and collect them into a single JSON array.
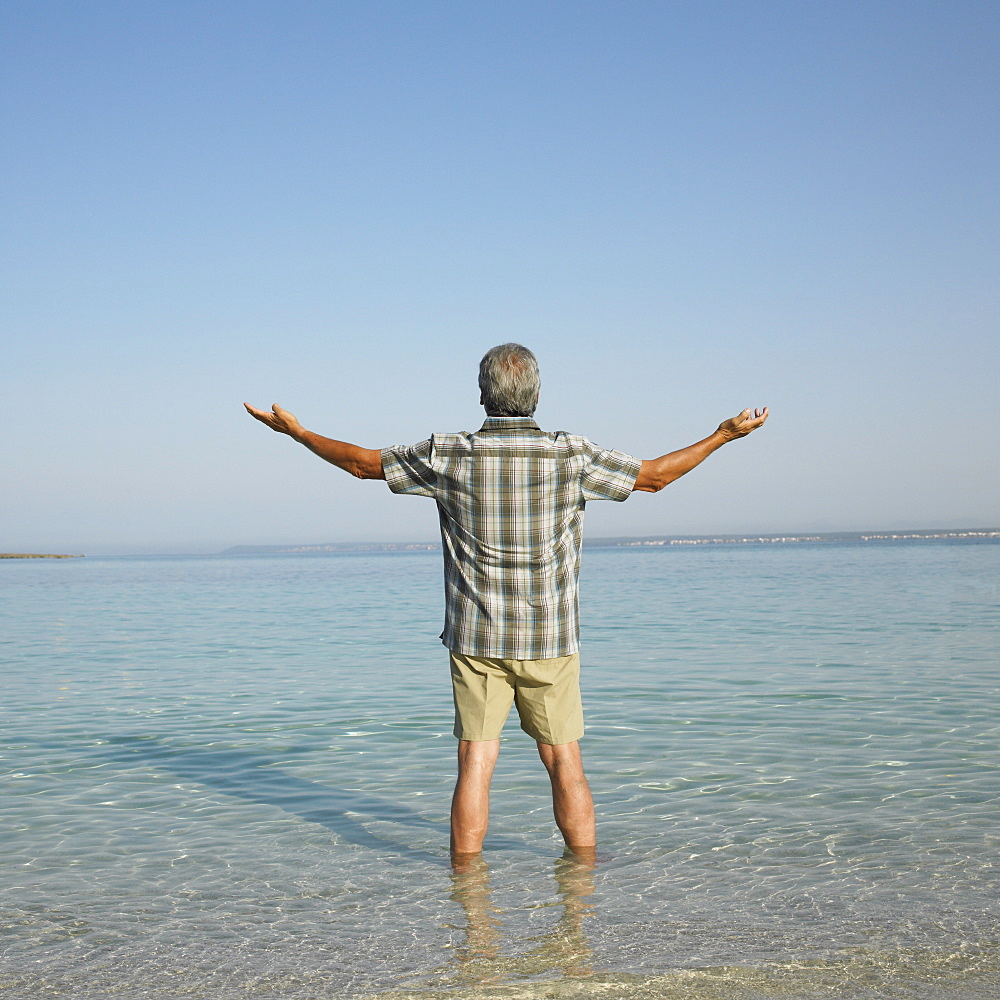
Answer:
[{"xmin": 245, "ymin": 344, "xmax": 767, "ymax": 856}]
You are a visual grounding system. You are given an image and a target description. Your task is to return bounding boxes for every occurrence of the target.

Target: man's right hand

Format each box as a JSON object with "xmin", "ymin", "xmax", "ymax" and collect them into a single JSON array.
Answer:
[
  {"xmin": 633, "ymin": 406, "xmax": 769, "ymax": 492},
  {"xmin": 717, "ymin": 407, "xmax": 769, "ymax": 442},
  {"xmin": 244, "ymin": 402, "xmax": 305, "ymax": 441}
]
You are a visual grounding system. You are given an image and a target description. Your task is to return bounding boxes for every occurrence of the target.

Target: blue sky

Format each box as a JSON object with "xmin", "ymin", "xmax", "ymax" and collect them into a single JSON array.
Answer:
[{"xmin": 3, "ymin": 0, "xmax": 998, "ymax": 553}]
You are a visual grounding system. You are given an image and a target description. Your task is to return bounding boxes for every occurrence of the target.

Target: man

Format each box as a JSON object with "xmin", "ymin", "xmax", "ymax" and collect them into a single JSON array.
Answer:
[{"xmin": 245, "ymin": 343, "xmax": 767, "ymax": 856}]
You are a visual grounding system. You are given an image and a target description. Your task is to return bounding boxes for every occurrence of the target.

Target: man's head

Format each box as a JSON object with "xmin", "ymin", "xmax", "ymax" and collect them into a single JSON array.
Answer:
[{"xmin": 479, "ymin": 343, "xmax": 540, "ymax": 417}]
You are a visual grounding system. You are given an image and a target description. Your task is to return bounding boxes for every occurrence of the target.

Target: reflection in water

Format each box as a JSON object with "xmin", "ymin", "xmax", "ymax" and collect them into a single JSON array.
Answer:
[
  {"xmin": 448, "ymin": 854, "xmax": 502, "ymax": 979},
  {"xmin": 446, "ymin": 849, "xmax": 598, "ymax": 985}
]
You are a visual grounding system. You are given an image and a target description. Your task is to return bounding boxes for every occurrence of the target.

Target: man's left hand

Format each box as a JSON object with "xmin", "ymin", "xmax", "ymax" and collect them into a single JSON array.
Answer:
[{"xmin": 244, "ymin": 402, "xmax": 305, "ymax": 440}]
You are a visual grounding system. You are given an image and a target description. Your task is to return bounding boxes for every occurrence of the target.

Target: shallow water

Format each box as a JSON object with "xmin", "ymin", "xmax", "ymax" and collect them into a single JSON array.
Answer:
[{"xmin": 2, "ymin": 541, "xmax": 998, "ymax": 998}]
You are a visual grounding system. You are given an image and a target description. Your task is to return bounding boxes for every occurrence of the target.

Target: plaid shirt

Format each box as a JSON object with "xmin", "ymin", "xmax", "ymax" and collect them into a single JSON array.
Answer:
[{"xmin": 381, "ymin": 417, "xmax": 640, "ymax": 659}]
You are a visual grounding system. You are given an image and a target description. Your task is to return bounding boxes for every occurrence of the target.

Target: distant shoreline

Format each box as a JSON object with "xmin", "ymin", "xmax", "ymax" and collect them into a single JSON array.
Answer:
[
  {"xmin": 6, "ymin": 531, "xmax": 995, "ymax": 561},
  {"xmin": 220, "ymin": 528, "xmax": 999, "ymax": 556},
  {"xmin": 0, "ymin": 553, "xmax": 84, "ymax": 559}
]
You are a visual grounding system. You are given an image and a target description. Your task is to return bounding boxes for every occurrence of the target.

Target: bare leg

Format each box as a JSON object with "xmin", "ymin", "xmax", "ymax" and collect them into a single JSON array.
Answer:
[
  {"xmin": 451, "ymin": 738, "xmax": 501, "ymax": 856},
  {"xmin": 537, "ymin": 741, "xmax": 596, "ymax": 849}
]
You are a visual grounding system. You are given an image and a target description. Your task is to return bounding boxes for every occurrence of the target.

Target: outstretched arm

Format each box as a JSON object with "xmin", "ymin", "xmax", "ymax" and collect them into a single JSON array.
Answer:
[
  {"xmin": 632, "ymin": 407, "xmax": 768, "ymax": 493},
  {"xmin": 244, "ymin": 403, "xmax": 386, "ymax": 480}
]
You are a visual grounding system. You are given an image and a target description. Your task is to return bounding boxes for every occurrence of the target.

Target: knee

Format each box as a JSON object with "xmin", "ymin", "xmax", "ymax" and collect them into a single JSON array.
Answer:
[
  {"xmin": 456, "ymin": 739, "xmax": 500, "ymax": 790},
  {"xmin": 537, "ymin": 740, "xmax": 585, "ymax": 777}
]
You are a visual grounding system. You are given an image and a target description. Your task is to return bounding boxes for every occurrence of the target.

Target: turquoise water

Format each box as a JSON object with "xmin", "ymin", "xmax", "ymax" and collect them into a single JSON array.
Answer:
[{"xmin": 2, "ymin": 541, "xmax": 998, "ymax": 999}]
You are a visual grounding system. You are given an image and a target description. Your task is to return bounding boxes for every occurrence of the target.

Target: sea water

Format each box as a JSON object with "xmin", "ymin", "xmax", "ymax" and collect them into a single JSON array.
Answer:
[{"xmin": 1, "ymin": 540, "xmax": 998, "ymax": 999}]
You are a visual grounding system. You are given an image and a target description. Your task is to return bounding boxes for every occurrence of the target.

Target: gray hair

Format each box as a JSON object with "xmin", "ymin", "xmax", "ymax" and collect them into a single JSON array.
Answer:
[{"xmin": 478, "ymin": 343, "xmax": 540, "ymax": 416}]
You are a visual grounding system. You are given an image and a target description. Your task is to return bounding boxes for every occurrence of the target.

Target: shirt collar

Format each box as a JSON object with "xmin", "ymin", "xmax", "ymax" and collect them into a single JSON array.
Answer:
[{"xmin": 479, "ymin": 416, "xmax": 541, "ymax": 433}]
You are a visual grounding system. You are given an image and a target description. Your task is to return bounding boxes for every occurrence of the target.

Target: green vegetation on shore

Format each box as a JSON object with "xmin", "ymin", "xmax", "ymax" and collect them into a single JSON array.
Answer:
[{"xmin": 0, "ymin": 553, "xmax": 83, "ymax": 559}]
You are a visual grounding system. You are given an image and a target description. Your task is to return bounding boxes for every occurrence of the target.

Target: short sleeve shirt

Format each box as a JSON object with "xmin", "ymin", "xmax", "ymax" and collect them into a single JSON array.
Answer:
[{"xmin": 381, "ymin": 417, "xmax": 640, "ymax": 659}]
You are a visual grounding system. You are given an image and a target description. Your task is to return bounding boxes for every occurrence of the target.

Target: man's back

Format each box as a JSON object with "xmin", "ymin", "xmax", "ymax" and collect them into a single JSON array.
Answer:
[{"xmin": 382, "ymin": 415, "xmax": 639, "ymax": 659}]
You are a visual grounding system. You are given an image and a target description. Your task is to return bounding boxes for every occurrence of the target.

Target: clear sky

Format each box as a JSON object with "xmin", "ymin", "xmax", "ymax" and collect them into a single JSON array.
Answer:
[{"xmin": 3, "ymin": 0, "xmax": 998, "ymax": 554}]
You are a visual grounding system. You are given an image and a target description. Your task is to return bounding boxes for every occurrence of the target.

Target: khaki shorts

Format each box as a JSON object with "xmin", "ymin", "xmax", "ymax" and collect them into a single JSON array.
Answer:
[{"xmin": 449, "ymin": 651, "xmax": 584, "ymax": 745}]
